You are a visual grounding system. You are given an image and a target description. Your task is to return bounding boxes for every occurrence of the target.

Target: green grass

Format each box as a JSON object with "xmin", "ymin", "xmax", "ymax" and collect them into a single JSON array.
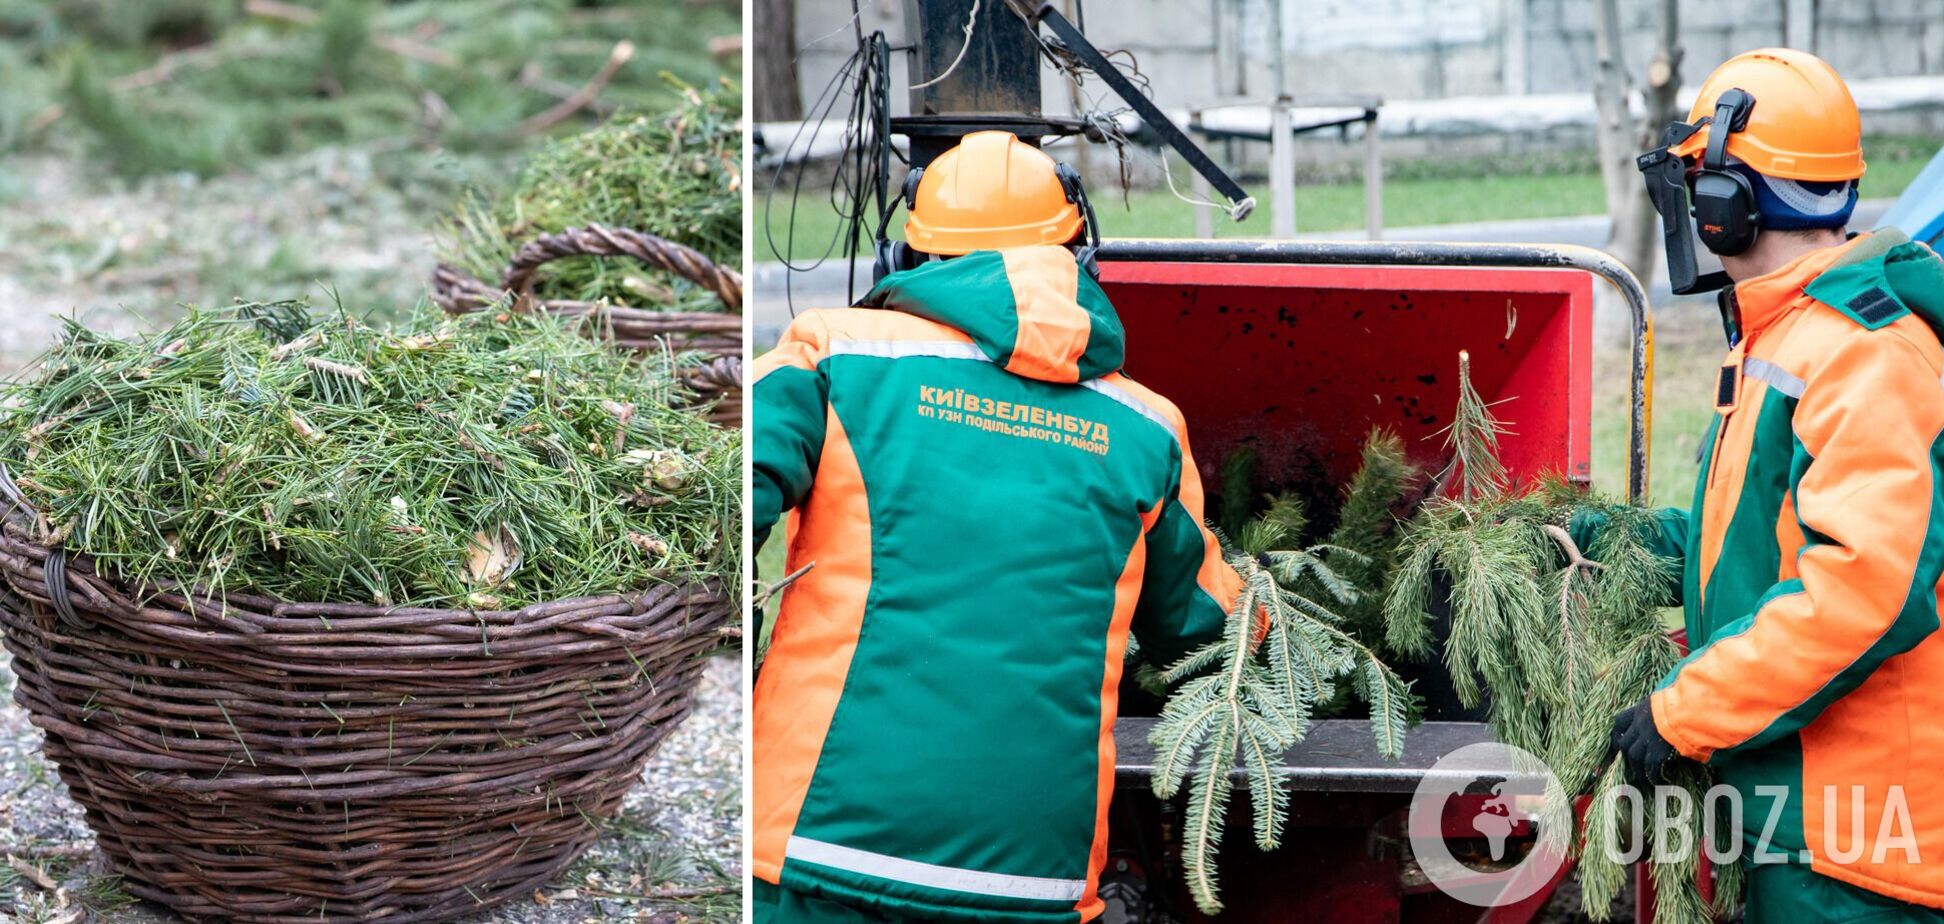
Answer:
[
  {"xmin": 758, "ymin": 135, "xmax": 1943, "ymax": 262},
  {"xmin": 760, "ymin": 172, "xmax": 1609, "ymax": 261},
  {"xmin": 1592, "ymin": 333, "xmax": 1717, "ymax": 511}
]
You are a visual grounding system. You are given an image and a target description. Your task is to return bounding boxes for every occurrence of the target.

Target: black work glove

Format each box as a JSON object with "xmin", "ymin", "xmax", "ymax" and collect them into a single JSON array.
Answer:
[{"xmin": 1607, "ymin": 695, "xmax": 1686, "ymax": 786}]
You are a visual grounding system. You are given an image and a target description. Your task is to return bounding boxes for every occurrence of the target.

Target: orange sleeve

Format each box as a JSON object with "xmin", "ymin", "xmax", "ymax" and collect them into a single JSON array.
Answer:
[
  {"xmin": 1653, "ymin": 326, "xmax": 1944, "ymax": 762},
  {"xmin": 1129, "ymin": 399, "xmax": 1252, "ymax": 664},
  {"xmin": 752, "ymin": 314, "xmax": 834, "ymax": 553}
]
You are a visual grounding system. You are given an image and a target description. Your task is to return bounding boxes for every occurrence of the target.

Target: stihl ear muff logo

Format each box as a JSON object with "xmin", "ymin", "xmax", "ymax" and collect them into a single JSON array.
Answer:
[{"xmin": 1703, "ymin": 224, "xmax": 1726, "ymax": 234}]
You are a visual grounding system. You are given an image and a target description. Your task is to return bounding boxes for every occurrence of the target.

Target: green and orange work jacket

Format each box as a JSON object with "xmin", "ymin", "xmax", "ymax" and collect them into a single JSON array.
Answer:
[
  {"xmin": 750, "ymin": 246, "xmax": 1245, "ymax": 922},
  {"xmin": 1645, "ymin": 231, "xmax": 1944, "ymax": 905}
]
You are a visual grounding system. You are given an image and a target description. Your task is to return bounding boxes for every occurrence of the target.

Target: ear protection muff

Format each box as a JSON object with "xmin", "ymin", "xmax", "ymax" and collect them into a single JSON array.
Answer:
[
  {"xmin": 1055, "ymin": 162, "xmax": 1102, "ymax": 280},
  {"xmin": 870, "ymin": 167, "xmax": 928, "ymax": 283},
  {"xmin": 902, "ymin": 165, "xmax": 924, "ymax": 212},
  {"xmin": 872, "ymin": 239, "xmax": 924, "ymax": 283},
  {"xmin": 1690, "ymin": 89, "xmax": 1761, "ymax": 257}
]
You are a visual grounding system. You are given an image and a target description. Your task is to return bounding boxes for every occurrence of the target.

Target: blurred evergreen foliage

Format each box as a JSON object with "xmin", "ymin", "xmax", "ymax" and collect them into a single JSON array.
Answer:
[{"xmin": 0, "ymin": 0, "xmax": 739, "ymax": 175}]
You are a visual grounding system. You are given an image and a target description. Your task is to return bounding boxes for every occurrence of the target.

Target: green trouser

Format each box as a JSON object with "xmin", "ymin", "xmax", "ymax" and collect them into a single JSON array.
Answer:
[
  {"xmin": 753, "ymin": 880, "xmax": 928, "ymax": 923},
  {"xmin": 1745, "ymin": 862, "xmax": 1944, "ymax": 924}
]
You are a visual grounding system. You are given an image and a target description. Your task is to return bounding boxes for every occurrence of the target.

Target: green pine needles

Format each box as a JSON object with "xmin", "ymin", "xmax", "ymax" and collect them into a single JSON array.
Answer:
[
  {"xmin": 0, "ymin": 300, "xmax": 740, "ymax": 610},
  {"xmin": 1383, "ymin": 352, "xmax": 1736, "ymax": 923},
  {"xmin": 1150, "ymin": 493, "xmax": 1413, "ymax": 914},
  {"xmin": 440, "ymin": 80, "xmax": 743, "ymax": 313},
  {"xmin": 1324, "ymin": 429, "xmax": 1421, "ymax": 645}
]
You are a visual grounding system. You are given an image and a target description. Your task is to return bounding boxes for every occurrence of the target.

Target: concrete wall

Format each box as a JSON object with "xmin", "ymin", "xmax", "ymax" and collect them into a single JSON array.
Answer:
[{"xmin": 781, "ymin": 0, "xmax": 1944, "ymax": 118}]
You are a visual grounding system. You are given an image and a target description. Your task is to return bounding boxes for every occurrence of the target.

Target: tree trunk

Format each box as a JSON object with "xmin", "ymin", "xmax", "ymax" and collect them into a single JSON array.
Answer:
[
  {"xmin": 1592, "ymin": 0, "xmax": 1682, "ymax": 285},
  {"xmin": 754, "ymin": 0, "xmax": 803, "ymax": 122}
]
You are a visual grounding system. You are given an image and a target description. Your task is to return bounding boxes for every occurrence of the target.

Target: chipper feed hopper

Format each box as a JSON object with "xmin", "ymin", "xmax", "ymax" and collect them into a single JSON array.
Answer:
[{"xmin": 1093, "ymin": 240, "xmax": 1654, "ymax": 923}]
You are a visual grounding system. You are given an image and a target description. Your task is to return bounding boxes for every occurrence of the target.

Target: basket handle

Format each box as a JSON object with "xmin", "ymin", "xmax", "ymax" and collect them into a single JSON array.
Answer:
[{"xmin": 500, "ymin": 224, "xmax": 743, "ymax": 313}]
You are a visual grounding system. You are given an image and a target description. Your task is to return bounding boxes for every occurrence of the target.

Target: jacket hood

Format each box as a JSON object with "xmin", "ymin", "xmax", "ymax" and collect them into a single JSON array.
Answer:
[
  {"xmin": 1802, "ymin": 229, "xmax": 1944, "ymax": 332},
  {"xmin": 856, "ymin": 246, "xmax": 1126, "ymax": 383}
]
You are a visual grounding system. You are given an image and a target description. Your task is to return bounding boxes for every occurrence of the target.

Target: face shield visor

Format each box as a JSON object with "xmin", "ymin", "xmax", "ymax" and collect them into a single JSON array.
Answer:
[{"xmin": 1637, "ymin": 121, "xmax": 1732, "ymax": 295}]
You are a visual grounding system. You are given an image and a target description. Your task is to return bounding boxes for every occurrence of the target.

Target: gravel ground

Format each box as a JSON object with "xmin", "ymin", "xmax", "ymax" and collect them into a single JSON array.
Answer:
[
  {"xmin": 0, "ymin": 654, "xmax": 743, "ymax": 924},
  {"xmin": 0, "ymin": 149, "xmax": 489, "ymax": 370}
]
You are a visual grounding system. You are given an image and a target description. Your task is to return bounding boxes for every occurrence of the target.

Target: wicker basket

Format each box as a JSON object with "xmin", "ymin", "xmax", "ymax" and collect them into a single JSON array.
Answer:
[
  {"xmin": 0, "ymin": 469, "xmax": 735, "ymax": 923},
  {"xmin": 431, "ymin": 224, "xmax": 744, "ymax": 428}
]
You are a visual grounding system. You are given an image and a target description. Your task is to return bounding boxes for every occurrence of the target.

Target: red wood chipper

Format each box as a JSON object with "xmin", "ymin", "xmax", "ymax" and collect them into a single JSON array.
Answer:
[{"xmin": 1092, "ymin": 239, "xmax": 1655, "ymax": 923}]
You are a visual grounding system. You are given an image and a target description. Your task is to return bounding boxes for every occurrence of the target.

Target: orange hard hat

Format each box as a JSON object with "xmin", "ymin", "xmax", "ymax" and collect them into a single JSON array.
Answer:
[
  {"xmin": 903, "ymin": 131, "xmax": 1086, "ymax": 255},
  {"xmin": 1668, "ymin": 48, "xmax": 1865, "ymax": 181}
]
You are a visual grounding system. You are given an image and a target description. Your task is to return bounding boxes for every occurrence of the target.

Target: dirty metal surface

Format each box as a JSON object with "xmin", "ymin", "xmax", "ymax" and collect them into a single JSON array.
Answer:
[{"xmin": 1113, "ymin": 719, "xmax": 1529, "ymax": 793}]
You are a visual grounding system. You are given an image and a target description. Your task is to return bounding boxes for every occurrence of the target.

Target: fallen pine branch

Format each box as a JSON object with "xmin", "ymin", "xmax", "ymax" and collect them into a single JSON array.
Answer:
[
  {"xmin": 756, "ymin": 561, "xmax": 814, "ymax": 609},
  {"xmin": 5, "ymin": 853, "xmax": 59, "ymax": 891},
  {"xmin": 1151, "ymin": 492, "xmax": 1411, "ymax": 915},
  {"xmin": 244, "ymin": 0, "xmax": 458, "ymax": 67},
  {"xmin": 518, "ymin": 40, "xmax": 637, "ymax": 137}
]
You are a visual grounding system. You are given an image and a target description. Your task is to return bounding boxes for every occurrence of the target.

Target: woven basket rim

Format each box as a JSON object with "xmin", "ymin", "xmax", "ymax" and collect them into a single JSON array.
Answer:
[
  {"xmin": 431, "ymin": 223, "xmax": 744, "ymax": 318},
  {"xmin": 0, "ymin": 459, "xmax": 737, "ymax": 650}
]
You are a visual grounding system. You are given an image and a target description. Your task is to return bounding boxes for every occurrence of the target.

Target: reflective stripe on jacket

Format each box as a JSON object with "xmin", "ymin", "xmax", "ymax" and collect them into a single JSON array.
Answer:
[
  {"xmin": 1649, "ymin": 231, "xmax": 1944, "ymax": 905},
  {"xmin": 750, "ymin": 246, "xmax": 1244, "ymax": 922}
]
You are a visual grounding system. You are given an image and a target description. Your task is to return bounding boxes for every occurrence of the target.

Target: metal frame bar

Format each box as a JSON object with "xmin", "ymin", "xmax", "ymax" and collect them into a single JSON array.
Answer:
[
  {"xmin": 1016, "ymin": 1, "xmax": 1256, "ymax": 218},
  {"xmin": 1363, "ymin": 110, "xmax": 1383, "ymax": 240},
  {"xmin": 1188, "ymin": 105, "xmax": 1387, "ymax": 240},
  {"xmin": 1098, "ymin": 238, "xmax": 1655, "ymax": 502}
]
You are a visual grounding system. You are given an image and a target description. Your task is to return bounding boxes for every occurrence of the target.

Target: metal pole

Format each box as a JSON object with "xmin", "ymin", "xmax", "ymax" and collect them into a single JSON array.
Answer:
[
  {"xmin": 1785, "ymin": 0, "xmax": 1815, "ymax": 51},
  {"xmin": 1194, "ymin": 168, "xmax": 1214, "ymax": 239},
  {"xmin": 1271, "ymin": 103, "xmax": 1296, "ymax": 237},
  {"xmin": 1502, "ymin": 0, "xmax": 1528, "ymax": 94},
  {"xmin": 1363, "ymin": 110, "xmax": 1382, "ymax": 240},
  {"xmin": 1064, "ymin": 0, "xmax": 1089, "ymax": 180},
  {"xmin": 1268, "ymin": 0, "xmax": 1287, "ymax": 99},
  {"xmin": 1097, "ymin": 238, "xmax": 1656, "ymax": 502},
  {"xmin": 1267, "ymin": 0, "xmax": 1294, "ymax": 236}
]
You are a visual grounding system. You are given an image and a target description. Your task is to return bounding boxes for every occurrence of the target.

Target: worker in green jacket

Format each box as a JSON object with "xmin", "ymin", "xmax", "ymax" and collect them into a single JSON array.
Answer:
[
  {"xmin": 1602, "ymin": 49, "xmax": 1944, "ymax": 923},
  {"xmin": 750, "ymin": 131, "xmax": 1249, "ymax": 922}
]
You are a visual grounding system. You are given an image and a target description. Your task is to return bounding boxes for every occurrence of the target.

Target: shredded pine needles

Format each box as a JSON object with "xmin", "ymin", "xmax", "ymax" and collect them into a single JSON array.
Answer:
[
  {"xmin": 440, "ymin": 79, "xmax": 742, "ymax": 313},
  {"xmin": 0, "ymin": 299, "xmax": 739, "ymax": 611}
]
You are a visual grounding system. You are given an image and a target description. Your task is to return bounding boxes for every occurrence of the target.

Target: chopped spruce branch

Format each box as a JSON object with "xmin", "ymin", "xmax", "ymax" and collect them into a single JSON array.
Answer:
[
  {"xmin": 1383, "ymin": 353, "xmax": 1730, "ymax": 923},
  {"xmin": 1326, "ymin": 429, "xmax": 1421, "ymax": 644},
  {"xmin": 0, "ymin": 300, "xmax": 740, "ymax": 609},
  {"xmin": 1151, "ymin": 496, "xmax": 1412, "ymax": 915}
]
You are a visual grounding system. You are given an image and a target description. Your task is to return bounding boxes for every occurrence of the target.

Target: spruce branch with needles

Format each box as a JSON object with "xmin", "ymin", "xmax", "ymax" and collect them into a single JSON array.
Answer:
[
  {"xmin": 1151, "ymin": 487, "xmax": 1414, "ymax": 914},
  {"xmin": 1383, "ymin": 352, "xmax": 1732, "ymax": 923}
]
